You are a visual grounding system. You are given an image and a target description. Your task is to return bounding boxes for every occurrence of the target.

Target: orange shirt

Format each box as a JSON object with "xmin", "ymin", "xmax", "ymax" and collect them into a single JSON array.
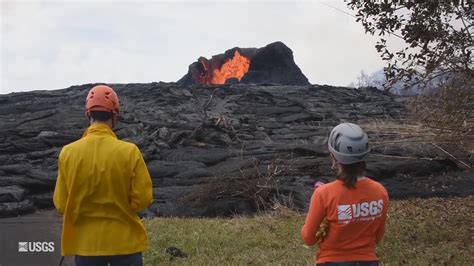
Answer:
[{"xmin": 301, "ymin": 178, "xmax": 389, "ymax": 263}]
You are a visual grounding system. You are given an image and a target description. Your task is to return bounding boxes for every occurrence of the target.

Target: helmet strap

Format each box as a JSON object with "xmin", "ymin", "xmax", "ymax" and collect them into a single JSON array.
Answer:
[
  {"xmin": 86, "ymin": 111, "xmax": 91, "ymax": 126},
  {"xmin": 111, "ymin": 112, "xmax": 117, "ymax": 128}
]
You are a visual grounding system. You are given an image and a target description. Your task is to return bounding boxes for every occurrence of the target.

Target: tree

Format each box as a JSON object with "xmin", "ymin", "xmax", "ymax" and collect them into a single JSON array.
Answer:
[{"xmin": 347, "ymin": 0, "xmax": 473, "ymax": 92}]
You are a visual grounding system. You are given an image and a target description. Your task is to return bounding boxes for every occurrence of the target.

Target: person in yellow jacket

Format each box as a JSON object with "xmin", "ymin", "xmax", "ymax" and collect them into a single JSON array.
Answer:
[{"xmin": 53, "ymin": 85, "xmax": 153, "ymax": 266}]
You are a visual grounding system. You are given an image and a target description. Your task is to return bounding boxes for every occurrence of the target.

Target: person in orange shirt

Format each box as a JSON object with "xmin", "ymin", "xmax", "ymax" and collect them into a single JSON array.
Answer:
[{"xmin": 301, "ymin": 123, "xmax": 389, "ymax": 265}]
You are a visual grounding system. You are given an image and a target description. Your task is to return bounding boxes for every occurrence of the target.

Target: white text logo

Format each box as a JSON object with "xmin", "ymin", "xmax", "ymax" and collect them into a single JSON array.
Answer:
[
  {"xmin": 337, "ymin": 199, "xmax": 383, "ymax": 223},
  {"xmin": 18, "ymin": 242, "xmax": 28, "ymax": 252},
  {"xmin": 337, "ymin": 205, "xmax": 352, "ymax": 220},
  {"xmin": 18, "ymin": 242, "xmax": 55, "ymax": 252}
]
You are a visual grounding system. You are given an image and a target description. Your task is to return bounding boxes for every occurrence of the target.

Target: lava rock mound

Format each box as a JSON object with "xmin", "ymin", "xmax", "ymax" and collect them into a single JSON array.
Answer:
[{"xmin": 178, "ymin": 42, "xmax": 310, "ymax": 86}]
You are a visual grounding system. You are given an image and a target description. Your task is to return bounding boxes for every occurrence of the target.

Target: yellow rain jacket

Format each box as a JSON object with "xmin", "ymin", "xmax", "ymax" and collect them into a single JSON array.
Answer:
[{"xmin": 53, "ymin": 123, "xmax": 153, "ymax": 256}]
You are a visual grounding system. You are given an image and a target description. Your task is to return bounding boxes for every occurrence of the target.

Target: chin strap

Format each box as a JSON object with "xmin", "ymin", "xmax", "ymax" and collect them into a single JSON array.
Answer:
[{"xmin": 111, "ymin": 112, "xmax": 116, "ymax": 128}]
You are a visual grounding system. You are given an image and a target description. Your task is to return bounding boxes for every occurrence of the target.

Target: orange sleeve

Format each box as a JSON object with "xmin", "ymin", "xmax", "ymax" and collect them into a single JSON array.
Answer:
[
  {"xmin": 301, "ymin": 188, "xmax": 326, "ymax": 246},
  {"xmin": 375, "ymin": 191, "xmax": 389, "ymax": 244}
]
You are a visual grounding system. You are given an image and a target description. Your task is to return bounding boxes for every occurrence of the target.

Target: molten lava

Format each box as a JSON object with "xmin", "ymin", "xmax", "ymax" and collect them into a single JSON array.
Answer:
[
  {"xmin": 179, "ymin": 42, "xmax": 310, "ymax": 86},
  {"xmin": 197, "ymin": 50, "xmax": 250, "ymax": 85},
  {"xmin": 211, "ymin": 51, "xmax": 250, "ymax": 84}
]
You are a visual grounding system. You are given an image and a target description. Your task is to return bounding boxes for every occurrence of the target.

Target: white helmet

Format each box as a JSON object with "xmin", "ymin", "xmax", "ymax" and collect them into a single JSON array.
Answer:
[{"xmin": 328, "ymin": 123, "xmax": 370, "ymax": 164}]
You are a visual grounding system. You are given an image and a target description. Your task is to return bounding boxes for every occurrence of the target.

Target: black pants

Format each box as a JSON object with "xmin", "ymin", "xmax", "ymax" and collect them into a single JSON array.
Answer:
[
  {"xmin": 75, "ymin": 252, "xmax": 143, "ymax": 266},
  {"xmin": 317, "ymin": 261, "xmax": 379, "ymax": 266}
]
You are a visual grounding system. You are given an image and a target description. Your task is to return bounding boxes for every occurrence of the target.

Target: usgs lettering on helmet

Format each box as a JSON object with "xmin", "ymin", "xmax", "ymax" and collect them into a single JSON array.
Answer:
[{"xmin": 18, "ymin": 242, "xmax": 55, "ymax": 252}]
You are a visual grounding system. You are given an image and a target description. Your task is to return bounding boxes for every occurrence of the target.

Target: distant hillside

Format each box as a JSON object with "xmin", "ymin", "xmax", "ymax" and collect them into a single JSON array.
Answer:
[{"xmin": 349, "ymin": 69, "xmax": 456, "ymax": 95}]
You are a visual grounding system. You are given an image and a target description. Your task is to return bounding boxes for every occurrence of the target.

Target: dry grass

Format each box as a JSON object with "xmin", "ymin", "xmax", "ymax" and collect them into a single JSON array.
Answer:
[
  {"xmin": 143, "ymin": 196, "xmax": 474, "ymax": 265},
  {"xmin": 179, "ymin": 158, "xmax": 288, "ymax": 212},
  {"xmin": 359, "ymin": 118, "xmax": 473, "ymax": 168},
  {"xmin": 379, "ymin": 197, "xmax": 474, "ymax": 264},
  {"xmin": 360, "ymin": 119, "xmax": 438, "ymax": 145}
]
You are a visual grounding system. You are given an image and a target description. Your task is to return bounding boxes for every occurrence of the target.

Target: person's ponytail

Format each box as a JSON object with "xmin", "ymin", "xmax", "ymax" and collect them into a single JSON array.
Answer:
[{"xmin": 336, "ymin": 161, "xmax": 366, "ymax": 189}]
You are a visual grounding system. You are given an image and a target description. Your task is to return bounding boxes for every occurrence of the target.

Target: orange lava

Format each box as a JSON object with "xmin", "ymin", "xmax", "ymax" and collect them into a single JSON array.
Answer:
[{"xmin": 211, "ymin": 51, "xmax": 250, "ymax": 84}]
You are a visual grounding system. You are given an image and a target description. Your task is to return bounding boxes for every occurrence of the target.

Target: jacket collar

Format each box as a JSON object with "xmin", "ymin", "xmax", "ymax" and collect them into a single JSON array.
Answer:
[{"xmin": 82, "ymin": 123, "xmax": 117, "ymax": 139}]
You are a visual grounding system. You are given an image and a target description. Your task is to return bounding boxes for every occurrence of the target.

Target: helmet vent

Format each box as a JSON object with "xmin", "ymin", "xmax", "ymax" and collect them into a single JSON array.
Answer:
[
  {"xmin": 333, "ymin": 133, "xmax": 342, "ymax": 151},
  {"xmin": 328, "ymin": 123, "xmax": 370, "ymax": 164},
  {"xmin": 85, "ymin": 85, "xmax": 120, "ymax": 114}
]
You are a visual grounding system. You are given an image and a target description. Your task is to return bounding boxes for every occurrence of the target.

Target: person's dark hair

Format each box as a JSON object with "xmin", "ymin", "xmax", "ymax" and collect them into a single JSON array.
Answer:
[
  {"xmin": 337, "ymin": 161, "xmax": 366, "ymax": 189},
  {"xmin": 89, "ymin": 111, "xmax": 113, "ymax": 122}
]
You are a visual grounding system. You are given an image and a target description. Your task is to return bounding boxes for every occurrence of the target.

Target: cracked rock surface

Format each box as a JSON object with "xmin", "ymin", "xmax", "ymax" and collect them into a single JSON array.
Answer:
[{"xmin": 0, "ymin": 83, "xmax": 472, "ymax": 217}]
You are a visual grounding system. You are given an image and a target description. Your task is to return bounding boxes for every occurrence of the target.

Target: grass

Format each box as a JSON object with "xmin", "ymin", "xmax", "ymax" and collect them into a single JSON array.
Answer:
[
  {"xmin": 143, "ymin": 196, "xmax": 474, "ymax": 265},
  {"xmin": 359, "ymin": 119, "xmax": 473, "ymax": 168}
]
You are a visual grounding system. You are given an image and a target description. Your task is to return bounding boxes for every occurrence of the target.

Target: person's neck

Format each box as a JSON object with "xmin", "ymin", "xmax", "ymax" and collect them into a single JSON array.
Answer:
[
  {"xmin": 91, "ymin": 120, "xmax": 113, "ymax": 129},
  {"xmin": 336, "ymin": 167, "xmax": 365, "ymax": 180}
]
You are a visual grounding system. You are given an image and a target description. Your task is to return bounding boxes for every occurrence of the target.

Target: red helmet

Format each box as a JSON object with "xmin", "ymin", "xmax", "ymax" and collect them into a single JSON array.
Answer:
[{"xmin": 85, "ymin": 85, "xmax": 120, "ymax": 116}]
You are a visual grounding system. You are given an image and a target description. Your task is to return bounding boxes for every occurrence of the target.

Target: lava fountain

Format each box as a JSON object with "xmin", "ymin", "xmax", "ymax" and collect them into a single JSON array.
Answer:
[{"xmin": 178, "ymin": 42, "xmax": 310, "ymax": 86}]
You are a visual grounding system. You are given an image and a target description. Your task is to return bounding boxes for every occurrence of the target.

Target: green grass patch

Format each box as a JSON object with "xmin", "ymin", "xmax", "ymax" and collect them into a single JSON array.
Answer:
[{"xmin": 143, "ymin": 196, "xmax": 473, "ymax": 265}]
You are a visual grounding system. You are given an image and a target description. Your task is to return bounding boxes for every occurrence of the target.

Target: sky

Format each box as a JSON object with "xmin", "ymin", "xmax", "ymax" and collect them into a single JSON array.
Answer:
[{"xmin": 1, "ymin": 0, "xmax": 405, "ymax": 94}]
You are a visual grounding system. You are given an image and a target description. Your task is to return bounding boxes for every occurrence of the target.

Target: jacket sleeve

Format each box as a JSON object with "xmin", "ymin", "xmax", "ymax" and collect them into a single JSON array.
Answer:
[
  {"xmin": 53, "ymin": 148, "xmax": 68, "ymax": 214},
  {"xmin": 375, "ymin": 191, "xmax": 389, "ymax": 244},
  {"xmin": 129, "ymin": 146, "xmax": 153, "ymax": 212},
  {"xmin": 301, "ymin": 188, "xmax": 326, "ymax": 246}
]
